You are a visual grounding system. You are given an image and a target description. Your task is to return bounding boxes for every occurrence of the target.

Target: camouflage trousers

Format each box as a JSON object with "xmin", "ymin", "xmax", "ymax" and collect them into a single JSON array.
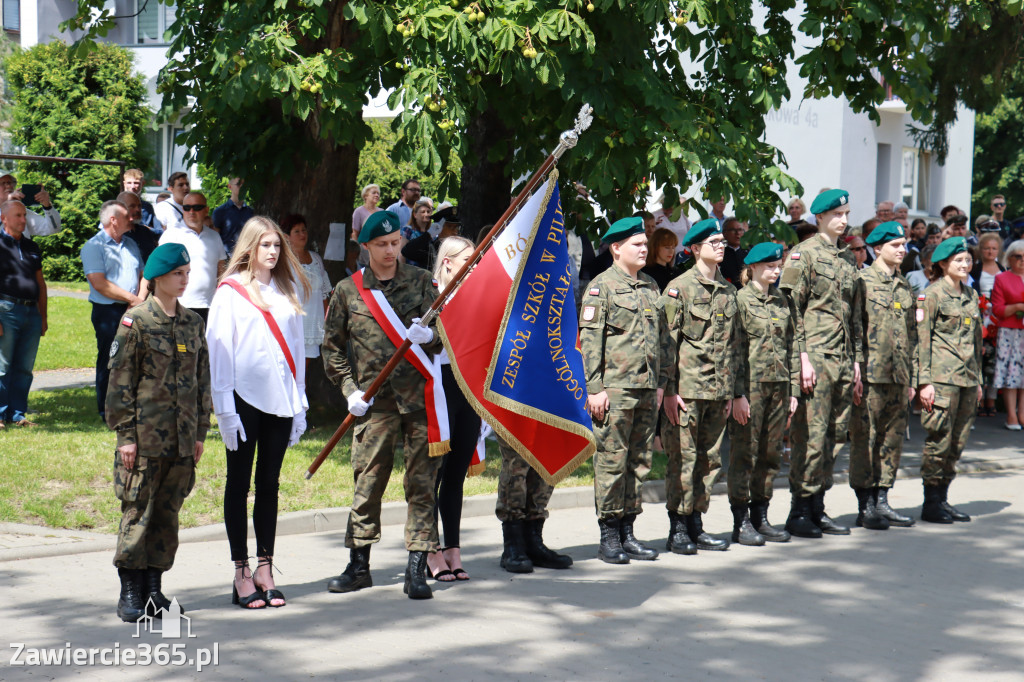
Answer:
[
  {"xmin": 592, "ymin": 388, "xmax": 658, "ymax": 520},
  {"xmin": 664, "ymin": 398, "xmax": 728, "ymax": 515},
  {"xmin": 920, "ymin": 383, "xmax": 978, "ymax": 486},
  {"xmin": 495, "ymin": 437, "xmax": 554, "ymax": 522},
  {"xmin": 347, "ymin": 400, "xmax": 442, "ymax": 552},
  {"xmin": 113, "ymin": 453, "xmax": 195, "ymax": 570},
  {"xmin": 849, "ymin": 382, "xmax": 909, "ymax": 489},
  {"xmin": 789, "ymin": 352, "xmax": 853, "ymax": 496},
  {"xmin": 727, "ymin": 382, "xmax": 787, "ymax": 505}
]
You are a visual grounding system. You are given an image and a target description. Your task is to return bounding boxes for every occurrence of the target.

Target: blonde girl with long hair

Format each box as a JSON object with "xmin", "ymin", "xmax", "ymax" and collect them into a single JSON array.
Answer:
[
  {"xmin": 424, "ymin": 236, "xmax": 483, "ymax": 583},
  {"xmin": 206, "ymin": 216, "xmax": 311, "ymax": 610}
]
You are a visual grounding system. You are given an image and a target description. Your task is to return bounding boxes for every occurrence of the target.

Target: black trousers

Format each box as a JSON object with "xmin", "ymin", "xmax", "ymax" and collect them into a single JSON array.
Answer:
[
  {"xmin": 92, "ymin": 302, "xmax": 128, "ymax": 417},
  {"xmin": 434, "ymin": 365, "xmax": 481, "ymax": 548},
  {"xmin": 223, "ymin": 394, "xmax": 293, "ymax": 562}
]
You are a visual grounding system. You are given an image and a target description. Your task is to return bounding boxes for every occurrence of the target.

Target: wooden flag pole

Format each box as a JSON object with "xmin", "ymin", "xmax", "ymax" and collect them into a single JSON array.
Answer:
[{"xmin": 305, "ymin": 105, "xmax": 593, "ymax": 479}]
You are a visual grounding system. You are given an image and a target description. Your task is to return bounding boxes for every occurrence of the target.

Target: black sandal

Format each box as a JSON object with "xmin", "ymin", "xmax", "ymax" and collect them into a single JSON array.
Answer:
[
  {"xmin": 232, "ymin": 560, "xmax": 266, "ymax": 609},
  {"xmin": 255, "ymin": 557, "xmax": 286, "ymax": 607}
]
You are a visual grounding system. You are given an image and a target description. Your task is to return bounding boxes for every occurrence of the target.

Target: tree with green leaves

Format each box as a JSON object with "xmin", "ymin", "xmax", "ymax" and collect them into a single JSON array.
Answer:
[
  {"xmin": 4, "ymin": 40, "xmax": 150, "ymax": 280},
  {"xmin": 65, "ymin": 0, "xmax": 1024, "ymax": 251},
  {"xmin": 971, "ymin": 63, "xmax": 1024, "ymax": 222}
]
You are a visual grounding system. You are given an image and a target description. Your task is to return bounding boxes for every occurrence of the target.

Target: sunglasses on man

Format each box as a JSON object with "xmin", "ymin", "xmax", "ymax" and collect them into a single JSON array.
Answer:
[{"xmin": 182, "ymin": 204, "xmax": 207, "ymax": 212}]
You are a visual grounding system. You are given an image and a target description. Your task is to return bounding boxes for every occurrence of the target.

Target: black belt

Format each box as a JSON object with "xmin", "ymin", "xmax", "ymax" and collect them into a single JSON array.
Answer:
[{"xmin": 0, "ymin": 292, "xmax": 37, "ymax": 306}]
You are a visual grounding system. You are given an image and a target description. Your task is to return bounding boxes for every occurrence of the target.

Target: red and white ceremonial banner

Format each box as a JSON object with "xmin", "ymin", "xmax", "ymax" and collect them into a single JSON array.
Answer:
[
  {"xmin": 438, "ymin": 175, "xmax": 596, "ymax": 485},
  {"xmin": 352, "ymin": 269, "xmax": 451, "ymax": 457}
]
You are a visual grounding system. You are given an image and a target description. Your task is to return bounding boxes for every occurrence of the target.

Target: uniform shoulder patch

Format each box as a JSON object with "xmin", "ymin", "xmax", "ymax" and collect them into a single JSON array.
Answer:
[
  {"xmin": 121, "ymin": 316, "xmax": 134, "ymax": 327},
  {"xmin": 588, "ymin": 287, "xmax": 600, "ymax": 296},
  {"xmin": 582, "ymin": 305, "xmax": 596, "ymax": 321},
  {"xmin": 916, "ymin": 308, "xmax": 925, "ymax": 322},
  {"xmin": 109, "ymin": 340, "xmax": 120, "ymax": 358},
  {"xmin": 667, "ymin": 288, "xmax": 679, "ymax": 298},
  {"xmin": 790, "ymin": 252, "xmax": 800, "ymax": 260},
  {"xmin": 917, "ymin": 294, "xmax": 926, "ymax": 301}
]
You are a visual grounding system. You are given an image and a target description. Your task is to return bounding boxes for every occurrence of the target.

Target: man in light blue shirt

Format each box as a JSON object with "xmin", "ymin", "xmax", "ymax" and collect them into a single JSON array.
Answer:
[
  {"xmin": 80, "ymin": 200, "xmax": 143, "ymax": 418},
  {"xmin": 385, "ymin": 178, "xmax": 421, "ymax": 228}
]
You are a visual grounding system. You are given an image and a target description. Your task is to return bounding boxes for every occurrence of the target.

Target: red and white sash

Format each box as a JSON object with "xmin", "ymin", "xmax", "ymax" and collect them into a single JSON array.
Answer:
[{"xmin": 352, "ymin": 269, "xmax": 450, "ymax": 457}]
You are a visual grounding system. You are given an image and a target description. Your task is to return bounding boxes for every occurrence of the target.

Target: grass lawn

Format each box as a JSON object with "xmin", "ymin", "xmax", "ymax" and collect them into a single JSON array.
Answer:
[
  {"xmin": 35, "ymin": 296, "xmax": 96, "ymax": 371},
  {"xmin": 48, "ymin": 281, "xmax": 90, "ymax": 293},
  {"xmin": 1, "ymin": 388, "xmax": 654, "ymax": 534}
]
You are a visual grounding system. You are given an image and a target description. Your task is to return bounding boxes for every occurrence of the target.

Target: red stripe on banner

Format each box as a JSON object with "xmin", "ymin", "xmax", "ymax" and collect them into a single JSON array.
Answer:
[
  {"xmin": 352, "ymin": 270, "xmax": 444, "ymax": 447},
  {"xmin": 440, "ymin": 249, "xmax": 592, "ymax": 482}
]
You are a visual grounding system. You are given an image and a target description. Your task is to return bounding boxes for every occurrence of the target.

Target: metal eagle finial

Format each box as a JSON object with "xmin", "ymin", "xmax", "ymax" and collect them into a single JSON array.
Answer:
[{"xmin": 554, "ymin": 103, "xmax": 594, "ymax": 161}]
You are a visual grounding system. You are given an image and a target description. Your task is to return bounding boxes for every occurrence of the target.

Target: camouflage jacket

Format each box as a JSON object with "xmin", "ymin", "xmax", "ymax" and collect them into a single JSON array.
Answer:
[
  {"xmin": 661, "ymin": 266, "xmax": 739, "ymax": 400},
  {"xmin": 778, "ymin": 233, "xmax": 857, "ymax": 358},
  {"xmin": 106, "ymin": 296, "xmax": 212, "ymax": 456},
  {"xmin": 852, "ymin": 264, "xmax": 918, "ymax": 387},
  {"xmin": 322, "ymin": 263, "xmax": 442, "ymax": 413},
  {"xmin": 734, "ymin": 282, "xmax": 800, "ymax": 396},
  {"xmin": 916, "ymin": 278, "xmax": 982, "ymax": 388},
  {"xmin": 579, "ymin": 264, "xmax": 672, "ymax": 395}
]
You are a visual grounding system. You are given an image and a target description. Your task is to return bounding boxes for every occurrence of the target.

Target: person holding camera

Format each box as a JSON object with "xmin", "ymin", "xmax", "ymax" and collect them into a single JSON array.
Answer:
[{"xmin": 0, "ymin": 173, "xmax": 61, "ymax": 237}]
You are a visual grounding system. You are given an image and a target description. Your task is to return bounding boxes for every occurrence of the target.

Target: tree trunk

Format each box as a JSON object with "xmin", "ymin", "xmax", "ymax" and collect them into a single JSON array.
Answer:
[{"xmin": 460, "ymin": 107, "xmax": 513, "ymax": 242}]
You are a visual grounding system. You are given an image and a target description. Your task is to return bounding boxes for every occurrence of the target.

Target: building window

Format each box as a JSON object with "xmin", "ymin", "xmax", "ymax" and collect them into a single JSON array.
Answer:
[
  {"xmin": 137, "ymin": 0, "xmax": 176, "ymax": 45},
  {"xmin": 3, "ymin": 0, "xmax": 19, "ymax": 32},
  {"xmin": 901, "ymin": 147, "xmax": 930, "ymax": 213},
  {"xmin": 143, "ymin": 123, "xmax": 191, "ymax": 192}
]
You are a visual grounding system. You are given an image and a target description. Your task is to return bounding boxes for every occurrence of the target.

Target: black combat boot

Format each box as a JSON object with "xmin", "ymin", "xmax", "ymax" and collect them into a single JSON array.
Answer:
[
  {"xmin": 730, "ymin": 504, "xmax": 765, "ymax": 546},
  {"xmin": 939, "ymin": 482, "xmax": 971, "ymax": 522},
  {"xmin": 854, "ymin": 488, "xmax": 889, "ymax": 530},
  {"xmin": 875, "ymin": 487, "xmax": 915, "ymax": 527},
  {"xmin": 524, "ymin": 518, "xmax": 573, "ymax": 569},
  {"xmin": 619, "ymin": 515, "xmax": 658, "ymax": 560},
  {"xmin": 921, "ymin": 484, "xmax": 953, "ymax": 524},
  {"xmin": 145, "ymin": 567, "xmax": 177, "ymax": 616},
  {"xmin": 749, "ymin": 501, "xmax": 790, "ymax": 542},
  {"xmin": 811, "ymin": 491, "xmax": 851, "ymax": 535},
  {"xmin": 666, "ymin": 511, "xmax": 697, "ymax": 555},
  {"xmin": 685, "ymin": 511, "xmax": 729, "ymax": 551},
  {"xmin": 500, "ymin": 521, "xmax": 535, "ymax": 573},
  {"xmin": 328, "ymin": 546, "xmax": 373, "ymax": 592},
  {"xmin": 785, "ymin": 495, "xmax": 822, "ymax": 538},
  {"xmin": 597, "ymin": 518, "xmax": 630, "ymax": 564},
  {"xmin": 404, "ymin": 551, "xmax": 433, "ymax": 600},
  {"xmin": 116, "ymin": 568, "xmax": 146, "ymax": 623}
]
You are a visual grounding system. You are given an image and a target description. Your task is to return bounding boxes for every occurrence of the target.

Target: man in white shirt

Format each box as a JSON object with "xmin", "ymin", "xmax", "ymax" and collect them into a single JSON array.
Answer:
[
  {"xmin": 0, "ymin": 173, "xmax": 61, "ymax": 238},
  {"xmin": 652, "ymin": 198, "xmax": 691, "ymax": 254},
  {"xmin": 153, "ymin": 172, "xmax": 190, "ymax": 233},
  {"xmin": 155, "ymin": 191, "xmax": 225, "ymax": 323}
]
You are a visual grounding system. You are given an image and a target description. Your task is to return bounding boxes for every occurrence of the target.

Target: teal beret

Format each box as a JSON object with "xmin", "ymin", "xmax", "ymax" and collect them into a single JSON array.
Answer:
[
  {"xmin": 932, "ymin": 236, "xmax": 968, "ymax": 263},
  {"xmin": 143, "ymin": 243, "xmax": 190, "ymax": 280},
  {"xmin": 743, "ymin": 241, "xmax": 784, "ymax": 265},
  {"xmin": 809, "ymin": 189, "xmax": 850, "ymax": 215},
  {"xmin": 683, "ymin": 218, "xmax": 722, "ymax": 247},
  {"xmin": 358, "ymin": 210, "xmax": 402, "ymax": 244},
  {"xmin": 865, "ymin": 221, "xmax": 905, "ymax": 246},
  {"xmin": 601, "ymin": 216, "xmax": 645, "ymax": 245}
]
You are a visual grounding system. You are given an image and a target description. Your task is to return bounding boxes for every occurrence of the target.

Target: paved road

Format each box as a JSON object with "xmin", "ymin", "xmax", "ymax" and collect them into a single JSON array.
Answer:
[{"xmin": 2, "ymin": 467, "xmax": 1024, "ymax": 681}]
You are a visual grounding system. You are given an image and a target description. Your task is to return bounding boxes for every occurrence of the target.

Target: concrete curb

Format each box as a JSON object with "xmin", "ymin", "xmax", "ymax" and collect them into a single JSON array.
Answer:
[{"xmin": 3, "ymin": 455, "xmax": 1021, "ymax": 563}]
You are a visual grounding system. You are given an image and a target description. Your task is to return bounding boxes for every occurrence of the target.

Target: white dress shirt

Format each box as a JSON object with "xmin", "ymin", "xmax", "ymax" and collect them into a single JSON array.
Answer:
[
  {"xmin": 24, "ymin": 206, "xmax": 62, "ymax": 238},
  {"xmin": 154, "ymin": 199, "xmax": 187, "ymax": 232},
  {"xmin": 206, "ymin": 274, "xmax": 308, "ymax": 419}
]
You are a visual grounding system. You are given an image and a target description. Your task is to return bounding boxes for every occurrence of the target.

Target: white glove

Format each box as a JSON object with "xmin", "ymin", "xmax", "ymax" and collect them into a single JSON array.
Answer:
[
  {"xmin": 347, "ymin": 391, "xmax": 373, "ymax": 417},
  {"xmin": 288, "ymin": 411, "xmax": 307, "ymax": 447},
  {"xmin": 479, "ymin": 421, "xmax": 493, "ymax": 440},
  {"xmin": 219, "ymin": 413, "xmax": 247, "ymax": 451},
  {"xmin": 407, "ymin": 318, "xmax": 434, "ymax": 345}
]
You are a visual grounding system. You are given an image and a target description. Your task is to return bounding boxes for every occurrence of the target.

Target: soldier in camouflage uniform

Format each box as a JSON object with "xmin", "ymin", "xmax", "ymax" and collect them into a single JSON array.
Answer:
[
  {"xmin": 916, "ymin": 237, "xmax": 983, "ymax": 524},
  {"xmin": 321, "ymin": 211, "xmax": 444, "ymax": 600},
  {"xmin": 106, "ymin": 243, "xmax": 211, "ymax": 622},
  {"xmin": 579, "ymin": 217, "xmax": 671, "ymax": 563},
  {"xmin": 660, "ymin": 218, "xmax": 738, "ymax": 553},
  {"xmin": 778, "ymin": 189, "xmax": 859, "ymax": 538},
  {"xmin": 728, "ymin": 242, "xmax": 799, "ymax": 546},
  {"xmin": 494, "ymin": 436, "xmax": 573, "ymax": 573},
  {"xmin": 849, "ymin": 221, "xmax": 918, "ymax": 530}
]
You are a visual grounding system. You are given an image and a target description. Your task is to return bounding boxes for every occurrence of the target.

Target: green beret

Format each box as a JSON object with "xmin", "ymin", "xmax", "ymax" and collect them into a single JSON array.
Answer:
[
  {"xmin": 809, "ymin": 189, "xmax": 850, "ymax": 215},
  {"xmin": 601, "ymin": 217, "xmax": 645, "ymax": 245},
  {"xmin": 358, "ymin": 210, "xmax": 402, "ymax": 244},
  {"xmin": 143, "ymin": 243, "xmax": 190, "ymax": 280},
  {"xmin": 743, "ymin": 241, "xmax": 784, "ymax": 265},
  {"xmin": 865, "ymin": 221, "xmax": 905, "ymax": 246},
  {"xmin": 932, "ymin": 236, "xmax": 968, "ymax": 263},
  {"xmin": 683, "ymin": 218, "xmax": 722, "ymax": 247}
]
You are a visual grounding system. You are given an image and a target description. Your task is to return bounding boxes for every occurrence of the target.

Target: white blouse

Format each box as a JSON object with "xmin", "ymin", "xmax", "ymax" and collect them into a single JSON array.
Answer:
[
  {"xmin": 206, "ymin": 274, "xmax": 308, "ymax": 419},
  {"xmin": 298, "ymin": 251, "xmax": 332, "ymax": 349}
]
